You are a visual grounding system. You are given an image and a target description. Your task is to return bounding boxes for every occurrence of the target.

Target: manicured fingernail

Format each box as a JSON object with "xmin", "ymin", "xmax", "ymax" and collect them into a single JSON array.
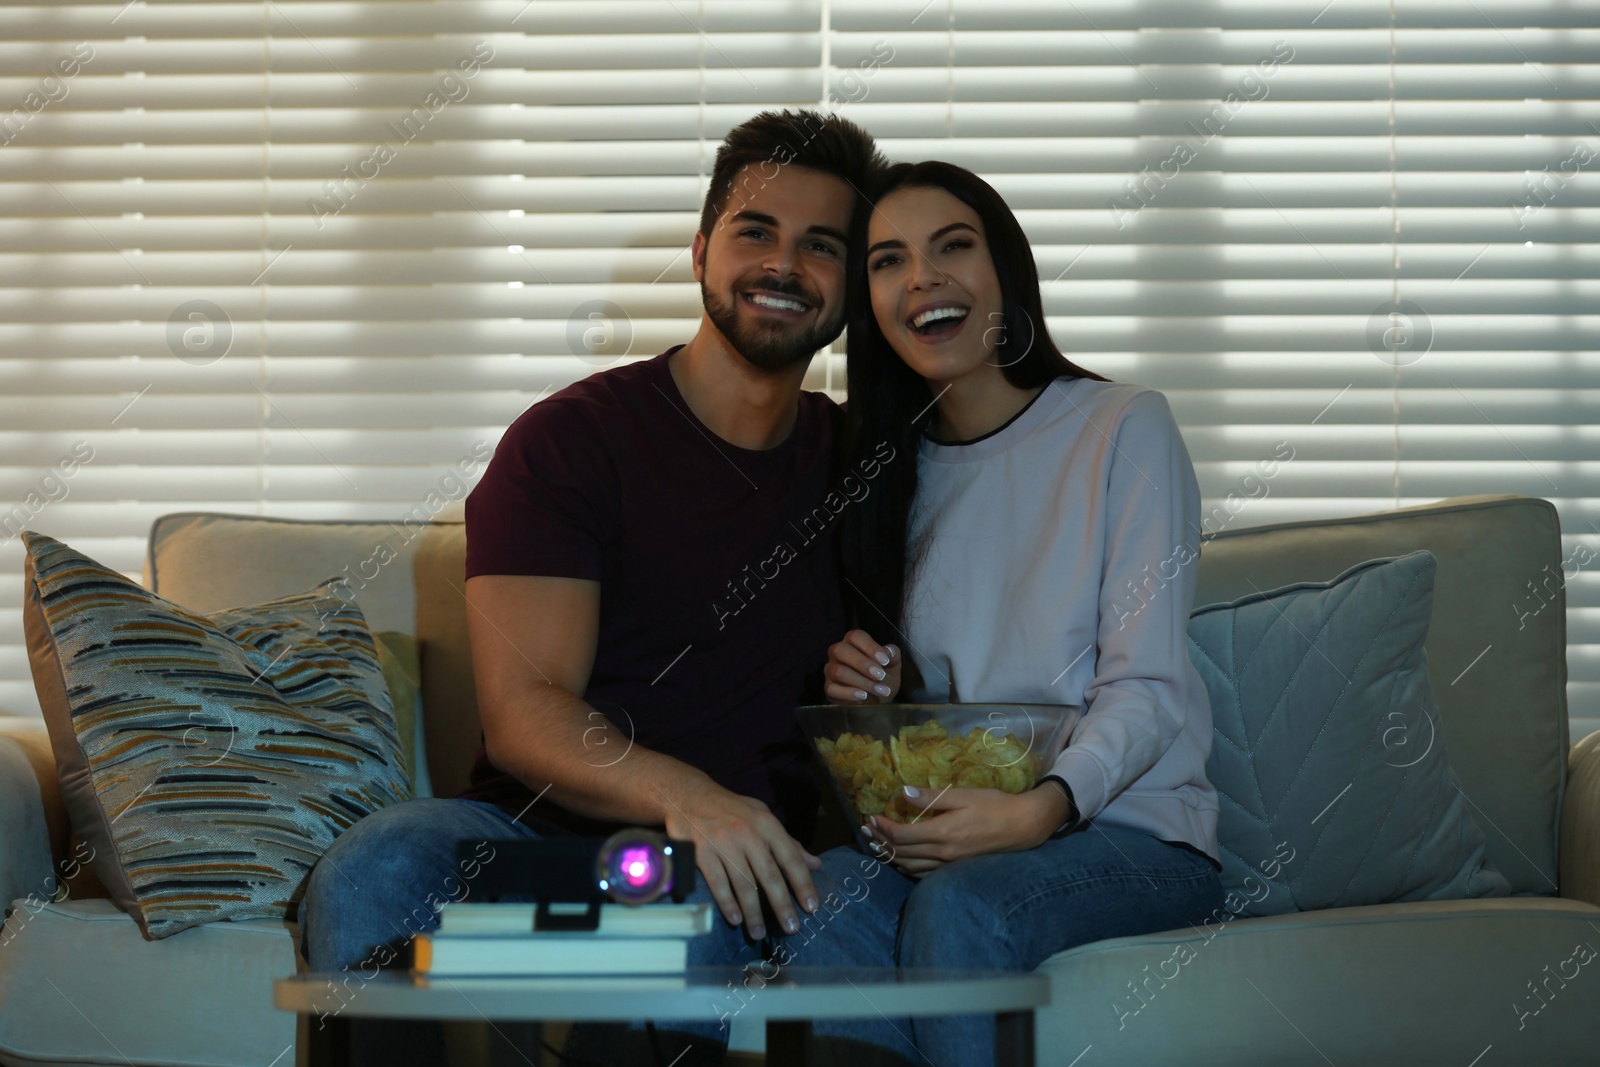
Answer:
[
  {"xmin": 862, "ymin": 822, "xmax": 876, "ymax": 840},
  {"xmin": 870, "ymin": 665, "xmax": 886, "ymax": 681},
  {"xmin": 903, "ymin": 785, "xmax": 920, "ymax": 798},
  {"xmin": 876, "ymin": 650, "xmax": 891, "ymax": 666},
  {"xmin": 873, "ymin": 684, "xmax": 891, "ymax": 697},
  {"xmin": 805, "ymin": 896, "xmax": 818, "ymax": 912},
  {"xmin": 854, "ymin": 690, "xmax": 869, "ymax": 701},
  {"xmin": 784, "ymin": 916, "xmax": 798, "ymax": 933},
  {"xmin": 751, "ymin": 924, "xmax": 765, "ymax": 939}
]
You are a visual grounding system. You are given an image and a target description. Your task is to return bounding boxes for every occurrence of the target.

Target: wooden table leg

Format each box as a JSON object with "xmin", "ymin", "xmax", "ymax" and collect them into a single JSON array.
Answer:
[
  {"xmin": 994, "ymin": 1009, "xmax": 1034, "ymax": 1067},
  {"xmin": 765, "ymin": 1019, "xmax": 809, "ymax": 1067}
]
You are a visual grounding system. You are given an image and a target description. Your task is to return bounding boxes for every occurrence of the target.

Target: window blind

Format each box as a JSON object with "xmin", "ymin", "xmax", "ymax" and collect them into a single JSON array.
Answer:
[{"xmin": 2, "ymin": 0, "xmax": 1597, "ymax": 739}]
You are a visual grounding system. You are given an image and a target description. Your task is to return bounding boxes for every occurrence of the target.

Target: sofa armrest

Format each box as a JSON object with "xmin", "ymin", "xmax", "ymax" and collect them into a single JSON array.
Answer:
[
  {"xmin": 1560, "ymin": 731, "xmax": 1600, "ymax": 905},
  {"xmin": 0, "ymin": 733, "xmax": 58, "ymax": 915}
]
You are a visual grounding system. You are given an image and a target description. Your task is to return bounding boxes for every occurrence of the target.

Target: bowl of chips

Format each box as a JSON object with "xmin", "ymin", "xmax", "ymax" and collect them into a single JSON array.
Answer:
[{"xmin": 795, "ymin": 703, "xmax": 1081, "ymax": 852}]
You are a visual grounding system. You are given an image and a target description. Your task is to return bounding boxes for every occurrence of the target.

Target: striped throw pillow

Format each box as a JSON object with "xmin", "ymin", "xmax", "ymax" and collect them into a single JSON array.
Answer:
[{"xmin": 22, "ymin": 532, "xmax": 410, "ymax": 940}]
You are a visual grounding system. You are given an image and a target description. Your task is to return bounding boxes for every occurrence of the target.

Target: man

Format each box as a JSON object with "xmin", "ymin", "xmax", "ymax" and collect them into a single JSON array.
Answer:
[{"xmin": 299, "ymin": 108, "xmax": 890, "ymax": 1065}]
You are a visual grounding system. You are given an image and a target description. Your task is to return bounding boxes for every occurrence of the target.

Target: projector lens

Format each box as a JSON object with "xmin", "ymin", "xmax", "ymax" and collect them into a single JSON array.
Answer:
[{"xmin": 596, "ymin": 829, "xmax": 673, "ymax": 904}]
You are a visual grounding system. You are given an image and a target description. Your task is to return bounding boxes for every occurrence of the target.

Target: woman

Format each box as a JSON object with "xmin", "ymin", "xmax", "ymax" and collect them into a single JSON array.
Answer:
[{"xmin": 814, "ymin": 161, "xmax": 1223, "ymax": 1065}]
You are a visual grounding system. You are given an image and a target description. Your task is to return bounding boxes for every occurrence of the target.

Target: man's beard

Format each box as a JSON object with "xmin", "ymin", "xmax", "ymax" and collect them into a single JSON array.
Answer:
[{"xmin": 702, "ymin": 274, "xmax": 845, "ymax": 373}]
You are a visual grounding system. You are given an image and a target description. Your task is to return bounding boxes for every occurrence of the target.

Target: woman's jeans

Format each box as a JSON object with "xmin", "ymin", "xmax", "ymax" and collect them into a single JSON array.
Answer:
[{"xmin": 300, "ymin": 796, "xmax": 1222, "ymax": 1066}]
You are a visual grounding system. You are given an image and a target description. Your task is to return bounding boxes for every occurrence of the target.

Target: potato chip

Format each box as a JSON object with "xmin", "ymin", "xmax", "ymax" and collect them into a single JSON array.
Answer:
[{"xmin": 814, "ymin": 716, "xmax": 1042, "ymax": 827}]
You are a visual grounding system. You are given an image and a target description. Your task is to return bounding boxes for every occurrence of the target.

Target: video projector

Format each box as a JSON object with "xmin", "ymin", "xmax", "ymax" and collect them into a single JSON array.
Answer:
[{"xmin": 458, "ymin": 828, "xmax": 698, "ymax": 932}]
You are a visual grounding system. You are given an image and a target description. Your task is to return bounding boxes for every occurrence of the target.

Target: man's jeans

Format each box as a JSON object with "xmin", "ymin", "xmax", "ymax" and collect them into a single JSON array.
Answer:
[{"xmin": 300, "ymin": 796, "xmax": 1221, "ymax": 1066}]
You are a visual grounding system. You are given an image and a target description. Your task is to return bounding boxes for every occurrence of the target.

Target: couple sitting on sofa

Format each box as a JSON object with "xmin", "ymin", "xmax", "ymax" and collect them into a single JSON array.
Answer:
[{"xmin": 300, "ymin": 108, "xmax": 1224, "ymax": 1067}]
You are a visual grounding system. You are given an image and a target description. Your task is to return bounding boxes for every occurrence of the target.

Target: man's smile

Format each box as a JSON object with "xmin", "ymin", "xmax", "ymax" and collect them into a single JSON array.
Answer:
[{"xmin": 742, "ymin": 289, "xmax": 812, "ymax": 317}]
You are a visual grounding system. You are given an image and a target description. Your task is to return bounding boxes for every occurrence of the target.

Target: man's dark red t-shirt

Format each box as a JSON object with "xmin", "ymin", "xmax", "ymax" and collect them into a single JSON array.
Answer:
[{"xmin": 459, "ymin": 347, "xmax": 846, "ymax": 843}]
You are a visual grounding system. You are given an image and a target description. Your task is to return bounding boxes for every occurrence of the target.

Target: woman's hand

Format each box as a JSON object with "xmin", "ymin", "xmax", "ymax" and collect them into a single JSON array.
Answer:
[
  {"xmin": 825, "ymin": 630, "xmax": 902, "ymax": 704},
  {"xmin": 860, "ymin": 784, "xmax": 1072, "ymax": 878}
]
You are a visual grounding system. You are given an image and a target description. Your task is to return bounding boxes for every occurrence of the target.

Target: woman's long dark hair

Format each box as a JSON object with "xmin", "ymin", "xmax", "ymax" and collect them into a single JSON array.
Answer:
[{"xmin": 835, "ymin": 161, "xmax": 1111, "ymax": 662}]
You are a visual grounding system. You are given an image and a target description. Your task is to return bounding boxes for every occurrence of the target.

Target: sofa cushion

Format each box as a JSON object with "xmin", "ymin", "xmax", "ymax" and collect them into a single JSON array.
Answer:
[
  {"xmin": 1193, "ymin": 494, "xmax": 1565, "ymax": 896},
  {"xmin": 412, "ymin": 521, "xmax": 477, "ymax": 798},
  {"xmin": 0, "ymin": 897, "xmax": 296, "ymax": 1067},
  {"xmin": 1037, "ymin": 896, "xmax": 1600, "ymax": 1066},
  {"xmin": 146, "ymin": 512, "xmax": 419, "ymax": 636},
  {"xmin": 1189, "ymin": 550, "xmax": 1510, "ymax": 914},
  {"xmin": 23, "ymin": 532, "xmax": 410, "ymax": 939},
  {"xmin": 374, "ymin": 631, "xmax": 426, "ymax": 795},
  {"xmin": 0, "ymin": 736, "xmax": 55, "ymax": 921}
]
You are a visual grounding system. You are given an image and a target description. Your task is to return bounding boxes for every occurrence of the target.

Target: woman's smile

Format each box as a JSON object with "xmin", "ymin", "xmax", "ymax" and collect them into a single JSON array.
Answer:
[{"xmin": 904, "ymin": 300, "xmax": 972, "ymax": 344}]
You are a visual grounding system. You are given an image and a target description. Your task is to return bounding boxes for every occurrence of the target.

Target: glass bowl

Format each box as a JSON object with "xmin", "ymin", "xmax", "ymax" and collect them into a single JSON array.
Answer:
[{"xmin": 794, "ymin": 703, "xmax": 1081, "ymax": 854}]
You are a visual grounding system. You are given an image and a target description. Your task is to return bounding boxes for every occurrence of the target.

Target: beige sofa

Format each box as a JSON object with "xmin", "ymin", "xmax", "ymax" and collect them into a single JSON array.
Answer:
[{"xmin": 1, "ymin": 494, "xmax": 1597, "ymax": 1066}]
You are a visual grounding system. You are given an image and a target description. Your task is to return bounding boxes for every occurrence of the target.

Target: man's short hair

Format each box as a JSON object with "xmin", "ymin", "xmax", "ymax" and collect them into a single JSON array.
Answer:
[{"xmin": 698, "ymin": 109, "xmax": 887, "ymax": 237}]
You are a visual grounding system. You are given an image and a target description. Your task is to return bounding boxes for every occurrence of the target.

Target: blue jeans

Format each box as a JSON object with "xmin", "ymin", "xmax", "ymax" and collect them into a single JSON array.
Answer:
[
  {"xmin": 300, "ymin": 797, "xmax": 1220, "ymax": 1066},
  {"xmin": 795, "ymin": 822, "xmax": 1223, "ymax": 1067}
]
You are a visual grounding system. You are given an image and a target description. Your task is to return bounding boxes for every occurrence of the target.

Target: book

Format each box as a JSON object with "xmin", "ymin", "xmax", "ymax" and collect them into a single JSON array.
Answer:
[
  {"xmin": 414, "ymin": 933, "xmax": 689, "ymax": 976},
  {"xmin": 437, "ymin": 901, "xmax": 713, "ymax": 938}
]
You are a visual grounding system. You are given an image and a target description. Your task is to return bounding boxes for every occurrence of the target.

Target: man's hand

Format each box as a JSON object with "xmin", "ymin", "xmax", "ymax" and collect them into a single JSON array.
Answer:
[
  {"xmin": 659, "ymin": 777, "xmax": 822, "ymax": 941},
  {"xmin": 465, "ymin": 574, "xmax": 824, "ymax": 939},
  {"xmin": 861, "ymin": 784, "xmax": 1070, "ymax": 878},
  {"xmin": 825, "ymin": 630, "xmax": 902, "ymax": 703}
]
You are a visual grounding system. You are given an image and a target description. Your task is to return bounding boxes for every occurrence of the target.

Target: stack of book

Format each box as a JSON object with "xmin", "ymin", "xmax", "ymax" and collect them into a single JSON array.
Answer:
[{"xmin": 413, "ymin": 901, "xmax": 714, "ymax": 977}]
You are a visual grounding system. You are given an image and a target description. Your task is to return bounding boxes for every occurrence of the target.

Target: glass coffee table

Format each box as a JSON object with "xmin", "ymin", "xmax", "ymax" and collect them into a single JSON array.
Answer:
[{"xmin": 276, "ymin": 964, "xmax": 1049, "ymax": 1066}]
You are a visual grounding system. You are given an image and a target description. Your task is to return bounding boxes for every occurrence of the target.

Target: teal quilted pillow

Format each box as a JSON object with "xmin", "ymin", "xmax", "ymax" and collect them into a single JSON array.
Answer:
[
  {"xmin": 1188, "ymin": 550, "xmax": 1511, "ymax": 916},
  {"xmin": 22, "ymin": 532, "xmax": 410, "ymax": 940}
]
